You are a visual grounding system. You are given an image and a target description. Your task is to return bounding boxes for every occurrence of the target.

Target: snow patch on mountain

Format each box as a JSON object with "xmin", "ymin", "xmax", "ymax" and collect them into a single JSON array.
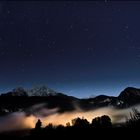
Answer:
[{"xmin": 27, "ymin": 86, "xmax": 57, "ymax": 96}]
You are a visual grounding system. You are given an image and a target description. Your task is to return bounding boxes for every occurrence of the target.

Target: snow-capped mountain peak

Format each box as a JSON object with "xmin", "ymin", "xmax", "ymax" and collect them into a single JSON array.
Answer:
[{"xmin": 28, "ymin": 86, "xmax": 57, "ymax": 96}]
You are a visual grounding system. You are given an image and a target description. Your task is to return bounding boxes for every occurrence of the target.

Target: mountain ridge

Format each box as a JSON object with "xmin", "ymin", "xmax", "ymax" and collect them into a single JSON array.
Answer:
[{"xmin": 0, "ymin": 86, "xmax": 140, "ymax": 116}]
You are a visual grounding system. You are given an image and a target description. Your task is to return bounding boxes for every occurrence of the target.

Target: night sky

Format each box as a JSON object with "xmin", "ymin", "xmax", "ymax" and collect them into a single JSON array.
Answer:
[{"xmin": 0, "ymin": 1, "xmax": 140, "ymax": 98}]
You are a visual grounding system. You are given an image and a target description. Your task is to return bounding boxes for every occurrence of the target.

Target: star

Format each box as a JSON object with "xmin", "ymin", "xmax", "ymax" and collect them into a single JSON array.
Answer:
[
  {"xmin": 20, "ymin": 63, "xmax": 25, "ymax": 73},
  {"xmin": 39, "ymin": 34, "xmax": 48, "ymax": 41},
  {"xmin": 18, "ymin": 43, "xmax": 22, "ymax": 47},
  {"xmin": 0, "ymin": 51, "xmax": 5, "ymax": 56},
  {"xmin": 52, "ymin": 41, "xmax": 56, "ymax": 45},
  {"xmin": 69, "ymin": 24, "xmax": 73, "ymax": 30},
  {"xmin": 63, "ymin": 3, "xmax": 67, "ymax": 7},
  {"xmin": 56, "ymin": 49, "xmax": 65, "ymax": 56},
  {"xmin": 42, "ymin": 34, "xmax": 47, "ymax": 39},
  {"xmin": 61, "ymin": 49, "xmax": 65, "ymax": 52},
  {"xmin": 87, "ymin": 47, "xmax": 94, "ymax": 52},
  {"xmin": 104, "ymin": 0, "xmax": 110, "ymax": 5},
  {"xmin": 10, "ymin": 21, "xmax": 15, "ymax": 25},
  {"xmin": 45, "ymin": 19, "xmax": 49, "ymax": 25},
  {"xmin": 21, "ymin": 63, "xmax": 25, "ymax": 67},
  {"xmin": 47, "ymin": 43, "xmax": 51, "ymax": 48},
  {"xmin": 117, "ymin": 8, "xmax": 121, "ymax": 12},
  {"xmin": 21, "ymin": 68, "xmax": 25, "ymax": 73},
  {"xmin": 7, "ymin": 10, "xmax": 11, "ymax": 14},
  {"xmin": 39, "ymin": 38, "xmax": 44, "ymax": 41},
  {"xmin": 84, "ymin": 28, "xmax": 89, "ymax": 32},
  {"xmin": 130, "ymin": 46, "xmax": 136, "ymax": 49},
  {"xmin": 29, "ymin": 53, "xmax": 33, "ymax": 57},
  {"xmin": 125, "ymin": 35, "xmax": 130, "ymax": 39},
  {"xmin": 123, "ymin": 25, "xmax": 129, "ymax": 32},
  {"xmin": 125, "ymin": 26, "xmax": 129, "ymax": 29}
]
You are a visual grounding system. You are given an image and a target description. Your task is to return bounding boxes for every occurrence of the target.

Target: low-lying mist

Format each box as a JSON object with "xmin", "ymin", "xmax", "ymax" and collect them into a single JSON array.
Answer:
[{"xmin": 0, "ymin": 104, "xmax": 140, "ymax": 132}]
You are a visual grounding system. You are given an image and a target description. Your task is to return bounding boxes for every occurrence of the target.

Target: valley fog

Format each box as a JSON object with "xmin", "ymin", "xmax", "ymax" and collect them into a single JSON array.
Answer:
[{"xmin": 0, "ymin": 104, "xmax": 140, "ymax": 132}]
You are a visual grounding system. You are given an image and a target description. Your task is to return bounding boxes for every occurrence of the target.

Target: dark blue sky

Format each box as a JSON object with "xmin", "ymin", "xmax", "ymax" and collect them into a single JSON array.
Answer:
[{"xmin": 0, "ymin": 1, "xmax": 140, "ymax": 98}]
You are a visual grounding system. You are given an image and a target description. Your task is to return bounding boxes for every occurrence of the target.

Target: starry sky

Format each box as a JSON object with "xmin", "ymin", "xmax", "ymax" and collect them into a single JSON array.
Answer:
[{"xmin": 0, "ymin": 1, "xmax": 140, "ymax": 98}]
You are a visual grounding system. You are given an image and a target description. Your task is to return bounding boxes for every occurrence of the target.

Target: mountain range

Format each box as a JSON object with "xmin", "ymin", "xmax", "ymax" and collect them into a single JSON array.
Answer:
[{"xmin": 0, "ymin": 86, "xmax": 140, "ymax": 116}]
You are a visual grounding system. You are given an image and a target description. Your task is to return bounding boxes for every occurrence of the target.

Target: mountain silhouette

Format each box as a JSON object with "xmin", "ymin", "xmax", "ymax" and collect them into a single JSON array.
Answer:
[
  {"xmin": 0, "ymin": 86, "xmax": 140, "ymax": 116},
  {"xmin": 118, "ymin": 87, "xmax": 140, "ymax": 107}
]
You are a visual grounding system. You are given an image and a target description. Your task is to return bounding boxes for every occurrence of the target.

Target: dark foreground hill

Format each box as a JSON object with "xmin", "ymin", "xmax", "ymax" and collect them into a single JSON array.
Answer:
[{"xmin": 0, "ymin": 125, "xmax": 139, "ymax": 140}]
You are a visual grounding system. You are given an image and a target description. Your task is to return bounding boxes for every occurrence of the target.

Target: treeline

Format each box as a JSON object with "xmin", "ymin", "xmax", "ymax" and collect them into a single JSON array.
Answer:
[
  {"xmin": 1, "ymin": 109, "xmax": 140, "ymax": 139},
  {"xmin": 29, "ymin": 108, "xmax": 140, "ymax": 137},
  {"xmin": 30, "ymin": 115, "xmax": 112, "ymax": 139},
  {"xmin": 34, "ymin": 114, "xmax": 112, "ymax": 131}
]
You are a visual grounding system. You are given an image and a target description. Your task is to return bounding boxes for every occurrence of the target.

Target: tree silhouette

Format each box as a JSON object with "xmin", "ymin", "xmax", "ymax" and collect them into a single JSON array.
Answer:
[
  {"xmin": 91, "ymin": 115, "xmax": 112, "ymax": 128},
  {"xmin": 66, "ymin": 122, "xmax": 70, "ymax": 127},
  {"xmin": 45, "ymin": 123, "xmax": 54, "ymax": 130},
  {"xmin": 91, "ymin": 117, "xmax": 101, "ymax": 128},
  {"xmin": 100, "ymin": 115, "xmax": 112, "ymax": 128},
  {"xmin": 35, "ymin": 119, "xmax": 42, "ymax": 130},
  {"xmin": 71, "ymin": 117, "xmax": 90, "ymax": 128}
]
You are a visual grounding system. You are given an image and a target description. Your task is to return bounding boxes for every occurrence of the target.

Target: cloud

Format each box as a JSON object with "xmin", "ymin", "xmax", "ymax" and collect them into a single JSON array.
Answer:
[{"xmin": 0, "ymin": 112, "xmax": 36, "ymax": 132}]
